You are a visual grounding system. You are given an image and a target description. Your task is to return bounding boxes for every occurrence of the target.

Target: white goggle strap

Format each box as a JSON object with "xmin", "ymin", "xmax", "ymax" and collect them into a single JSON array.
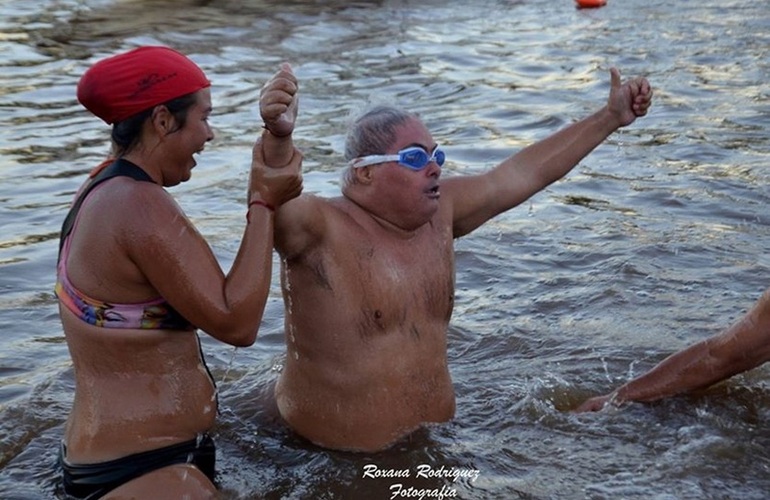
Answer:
[{"xmin": 349, "ymin": 154, "xmax": 400, "ymax": 168}]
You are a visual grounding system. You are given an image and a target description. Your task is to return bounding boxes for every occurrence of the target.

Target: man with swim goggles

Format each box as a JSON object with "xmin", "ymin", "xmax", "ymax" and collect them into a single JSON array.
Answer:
[
  {"xmin": 257, "ymin": 66, "xmax": 653, "ymax": 454},
  {"xmin": 350, "ymin": 146, "xmax": 446, "ymax": 170}
]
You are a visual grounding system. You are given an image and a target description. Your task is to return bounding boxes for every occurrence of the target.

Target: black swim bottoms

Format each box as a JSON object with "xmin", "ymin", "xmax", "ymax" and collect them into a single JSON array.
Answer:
[{"xmin": 60, "ymin": 433, "xmax": 216, "ymax": 499}]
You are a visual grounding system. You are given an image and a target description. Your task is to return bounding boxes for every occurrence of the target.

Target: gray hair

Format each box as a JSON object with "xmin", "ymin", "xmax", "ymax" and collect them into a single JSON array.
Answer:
[{"xmin": 341, "ymin": 105, "xmax": 419, "ymax": 189}]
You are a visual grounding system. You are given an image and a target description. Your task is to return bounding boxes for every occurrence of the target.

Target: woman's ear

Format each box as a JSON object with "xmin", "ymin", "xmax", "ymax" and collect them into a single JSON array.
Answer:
[{"xmin": 150, "ymin": 105, "xmax": 174, "ymax": 136}]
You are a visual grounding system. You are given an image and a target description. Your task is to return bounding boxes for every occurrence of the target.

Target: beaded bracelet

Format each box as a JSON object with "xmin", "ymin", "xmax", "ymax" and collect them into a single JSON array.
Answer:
[{"xmin": 246, "ymin": 199, "xmax": 275, "ymax": 223}]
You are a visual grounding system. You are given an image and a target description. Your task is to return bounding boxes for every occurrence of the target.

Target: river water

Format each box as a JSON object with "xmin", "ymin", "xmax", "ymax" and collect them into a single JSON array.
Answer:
[{"xmin": 1, "ymin": 0, "xmax": 769, "ymax": 498}]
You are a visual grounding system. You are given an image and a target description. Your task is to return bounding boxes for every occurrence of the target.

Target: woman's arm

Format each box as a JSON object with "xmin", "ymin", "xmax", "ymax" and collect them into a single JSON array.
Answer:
[{"xmin": 126, "ymin": 141, "xmax": 302, "ymax": 347}]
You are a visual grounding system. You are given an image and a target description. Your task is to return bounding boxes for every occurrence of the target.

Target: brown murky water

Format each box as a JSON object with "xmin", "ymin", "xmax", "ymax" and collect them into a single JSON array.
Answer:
[{"xmin": 1, "ymin": 0, "xmax": 769, "ymax": 498}]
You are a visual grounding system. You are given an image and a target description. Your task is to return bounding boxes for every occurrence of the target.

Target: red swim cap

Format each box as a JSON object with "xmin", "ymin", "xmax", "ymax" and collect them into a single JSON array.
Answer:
[{"xmin": 77, "ymin": 46, "xmax": 211, "ymax": 125}]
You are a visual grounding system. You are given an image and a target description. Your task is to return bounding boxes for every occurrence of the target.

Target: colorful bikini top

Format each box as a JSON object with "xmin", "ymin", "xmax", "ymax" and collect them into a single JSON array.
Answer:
[{"xmin": 55, "ymin": 159, "xmax": 194, "ymax": 330}]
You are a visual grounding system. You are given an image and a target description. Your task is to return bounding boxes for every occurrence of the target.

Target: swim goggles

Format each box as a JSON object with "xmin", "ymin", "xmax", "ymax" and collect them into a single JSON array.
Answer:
[{"xmin": 350, "ymin": 146, "xmax": 446, "ymax": 171}]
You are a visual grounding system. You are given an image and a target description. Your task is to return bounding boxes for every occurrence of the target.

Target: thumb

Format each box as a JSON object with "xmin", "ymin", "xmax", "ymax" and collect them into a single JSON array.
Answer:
[
  {"xmin": 280, "ymin": 61, "xmax": 293, "ymax": 75},
  {"xmin": 609, "ymin": 67, "xmax": 621, "ymax": 91}
]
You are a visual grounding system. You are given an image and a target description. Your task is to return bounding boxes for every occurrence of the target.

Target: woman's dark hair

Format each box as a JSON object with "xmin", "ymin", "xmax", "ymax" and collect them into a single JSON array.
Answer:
[{"xmin": 111, "ymin": 92, "xmax": 199, "ymax": 156}]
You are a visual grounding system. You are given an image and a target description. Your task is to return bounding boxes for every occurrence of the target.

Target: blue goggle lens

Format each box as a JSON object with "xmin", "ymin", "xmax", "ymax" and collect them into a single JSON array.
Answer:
[{"xmin": 399, "ymin": 147, "xmax": 445, "ymax": 170}]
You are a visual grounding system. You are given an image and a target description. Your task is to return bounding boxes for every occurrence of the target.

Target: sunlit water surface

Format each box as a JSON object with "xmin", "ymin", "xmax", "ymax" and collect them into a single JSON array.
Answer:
[{"xmin": 1, "ymin": 0, "xmax": 769, "ymax": 498}]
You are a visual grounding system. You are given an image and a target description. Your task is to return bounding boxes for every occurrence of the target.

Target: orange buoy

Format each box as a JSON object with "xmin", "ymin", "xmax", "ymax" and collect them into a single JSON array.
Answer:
[{"xmin": 575, "ymin": 0, "xmax": 607, "ymax": 8}]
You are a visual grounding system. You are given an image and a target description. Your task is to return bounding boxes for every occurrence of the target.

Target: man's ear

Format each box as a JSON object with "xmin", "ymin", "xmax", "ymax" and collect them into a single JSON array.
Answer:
[
  {"xmin": 150, "ymin": 105, "xmax": 174, "ymax": 136},
  {"xmin": 353, "ymin": 165, "xmax": 375, "ymax": 185}
]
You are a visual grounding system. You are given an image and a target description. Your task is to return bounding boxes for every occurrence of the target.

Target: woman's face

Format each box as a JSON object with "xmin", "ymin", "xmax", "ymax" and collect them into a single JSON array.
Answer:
[{"xmin": 163, "ymin": 88, "xmax": 214, "ymax": 186}]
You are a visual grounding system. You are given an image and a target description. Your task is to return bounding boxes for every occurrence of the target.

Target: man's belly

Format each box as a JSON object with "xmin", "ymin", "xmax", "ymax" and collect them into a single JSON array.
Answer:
[{"xmin": 275, "ymin": 361, "xmax": 456, "ymax": 452}]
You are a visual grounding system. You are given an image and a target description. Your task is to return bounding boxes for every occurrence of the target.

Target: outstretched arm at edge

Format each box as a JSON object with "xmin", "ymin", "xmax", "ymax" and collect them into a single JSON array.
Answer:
[{"xmin": 576, "ymin": 288, "xmax": 770, "ymax": 412}]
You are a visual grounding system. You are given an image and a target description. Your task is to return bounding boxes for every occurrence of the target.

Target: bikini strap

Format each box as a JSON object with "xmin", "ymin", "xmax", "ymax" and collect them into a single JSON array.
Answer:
[{"xmin": 58, "ymin": 158, "xmax": 155, "ymax": 261}]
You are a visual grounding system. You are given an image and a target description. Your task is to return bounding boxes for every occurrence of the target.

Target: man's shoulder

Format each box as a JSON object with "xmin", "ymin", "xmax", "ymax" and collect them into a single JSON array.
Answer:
[
  {"xmin": 275, "ymin": 193, "xmax": 361, "ymax": 257},
  {"xmin": 279, "ymin": 192, "xmax": 344, "ymax": 217}
]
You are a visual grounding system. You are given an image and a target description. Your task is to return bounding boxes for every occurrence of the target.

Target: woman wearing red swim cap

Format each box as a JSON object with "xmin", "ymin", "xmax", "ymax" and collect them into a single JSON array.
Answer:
[{"xmin": 56, "ymin": 46, "xmax": 303, "ymax": 498}]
